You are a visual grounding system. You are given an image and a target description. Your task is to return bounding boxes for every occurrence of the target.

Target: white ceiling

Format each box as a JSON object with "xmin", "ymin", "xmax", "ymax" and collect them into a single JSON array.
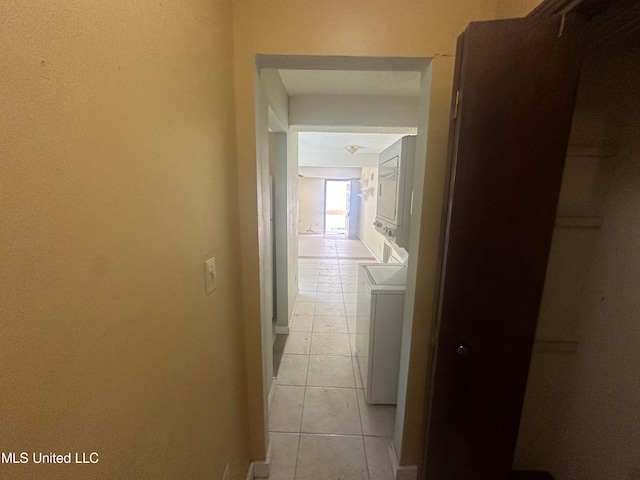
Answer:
[
  {"xmin": 299, "ymin": 132, "xmax": 404, "ymax": 155},
  {"xmin": 279, "ymin": 69, "xmax": 421, "ymax": 97},
  {"xmin": 278, "ymin": 69, "xmax": 420, "ymax": 168}
]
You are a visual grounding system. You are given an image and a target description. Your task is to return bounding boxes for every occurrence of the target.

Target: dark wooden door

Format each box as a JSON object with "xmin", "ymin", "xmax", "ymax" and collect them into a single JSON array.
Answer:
[{"xmin": 422, "ymin": 15, "xmax": 585, "ymax": 480}]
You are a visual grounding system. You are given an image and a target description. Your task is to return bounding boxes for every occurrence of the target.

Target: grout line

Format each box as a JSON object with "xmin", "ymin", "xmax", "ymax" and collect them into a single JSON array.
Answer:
[
  {"xmin": 353, "ymin": 354, "xmax": 371, "ymax": 480},
  {"xmin": 294, "ymin": 319, "xmax": 313, "ymax": 480}
]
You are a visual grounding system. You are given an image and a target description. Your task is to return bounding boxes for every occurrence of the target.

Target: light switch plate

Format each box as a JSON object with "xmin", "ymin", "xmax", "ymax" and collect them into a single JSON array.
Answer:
[{"xmin": 204, "ymin": 257, "xmax": 217, "ymax": 294}]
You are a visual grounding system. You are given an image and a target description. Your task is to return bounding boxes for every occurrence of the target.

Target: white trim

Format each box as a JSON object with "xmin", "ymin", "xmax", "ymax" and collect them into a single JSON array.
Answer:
[
  {"xmin": 245, "ymin": 458, "xmax": 271, "ymax": 479},
  {"xmin": 361, "ymin": 237, "xmax": 382, "ymax": 263},
  {"xmin": 268, "ymin": 377, "xmax": 277, "ymax": 411},
  {"xmin": 388, "ymin": 440, "xmax": 418, "ymax": 480},
  {"xmin": 275, "ymin": 325, "xmax": 290, "ymax": 334},
  {"xmin": 253, "ymin": 460, "xmax": 270, "ymax": 479},
  {"xmin": 252, "ymin": 434, "xmax": 273, "ymax": 479}
]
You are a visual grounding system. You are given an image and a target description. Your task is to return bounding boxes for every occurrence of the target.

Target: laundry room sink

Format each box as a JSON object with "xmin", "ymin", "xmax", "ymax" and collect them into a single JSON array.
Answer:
[{"xmin": 362, "ymin": 264, "xmax": 407, "ymax": 292}]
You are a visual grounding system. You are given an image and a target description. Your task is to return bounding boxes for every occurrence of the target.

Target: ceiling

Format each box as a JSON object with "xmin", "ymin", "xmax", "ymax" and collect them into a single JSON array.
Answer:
[
  {"xmin": 279, "ymin": 69, "xmax": 419, "ymax": 167},
  {"xmin": 299, "ymin": 132, "xmax": 404, "ymax": 155},
  {"xmin": 278, "ymin": 69, "xmax": 421, "ymax": 97}
]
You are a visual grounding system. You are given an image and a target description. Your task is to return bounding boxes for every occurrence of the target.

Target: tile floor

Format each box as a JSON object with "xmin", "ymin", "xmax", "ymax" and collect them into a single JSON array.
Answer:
[{"xmin": 269, "ymin": 235, "xmax": 396, "ymax": 480}]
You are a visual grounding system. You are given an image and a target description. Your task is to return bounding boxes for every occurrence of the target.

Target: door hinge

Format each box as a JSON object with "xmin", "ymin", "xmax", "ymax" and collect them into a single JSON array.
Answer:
[{"xmin": 452, "ymin": 90, "xmax": 461, "ymax": 120}]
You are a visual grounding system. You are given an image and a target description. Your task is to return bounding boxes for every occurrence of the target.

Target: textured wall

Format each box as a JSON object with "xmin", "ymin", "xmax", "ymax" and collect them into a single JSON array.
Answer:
[
  {"xmin": 0, "ymin": 1, "xmax": 250, "ymax": 478},
  {"xmin": 495, "ymin": 0, "xmax": 540, "ymax": 18},
  {"xmin": 298, "ymin": 177, "xmax": 326, "ymax": 234}
]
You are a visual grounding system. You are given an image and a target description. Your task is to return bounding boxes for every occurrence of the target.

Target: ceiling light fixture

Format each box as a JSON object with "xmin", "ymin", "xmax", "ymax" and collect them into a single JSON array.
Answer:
[{"xmin": 345, "ymin": 145, "xmax": 361, "ymax": 155}]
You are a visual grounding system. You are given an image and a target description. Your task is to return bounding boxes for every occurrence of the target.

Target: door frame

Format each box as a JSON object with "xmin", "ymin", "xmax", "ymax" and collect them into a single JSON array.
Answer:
[
  {"xmin": 323, "ymin": 178, "xmax": 350, "ymax": 235},
  {"xmin": 254, "ymin": 54, "xmax": 434, "ymax": 468}
]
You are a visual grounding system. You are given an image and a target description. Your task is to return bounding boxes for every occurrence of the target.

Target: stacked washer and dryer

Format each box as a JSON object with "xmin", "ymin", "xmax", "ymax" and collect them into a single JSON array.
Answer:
[{"xmin": 355, "ymin": 136, "xmax": 415, "ymax": 404}]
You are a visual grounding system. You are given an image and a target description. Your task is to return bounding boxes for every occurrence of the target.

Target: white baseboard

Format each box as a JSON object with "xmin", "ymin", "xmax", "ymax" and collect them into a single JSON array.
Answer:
[
  {"xmin": 245, "ymin": 458, "xmax": 270, "ymax": 479},
  {"xmin": 361, "ymin": 238, "xmax": 382, "ymax": 263},
  {"xmin": 388, "ymin": 440, "xmax": 418, "ymax": 480},
  {"xmin": 250, "ymin": 433, "xmax": 272, "ymax": 479},
  {"xmin": 275, "ymin": 325, "xmax": 290, "ymax": 335},
  {"xmin": 268, "ymin": 377, "xmax": 276, "ymax": 411},
  {"xmin": 252, "ymin": 460, "xmax": 269, "ymax": 478}
]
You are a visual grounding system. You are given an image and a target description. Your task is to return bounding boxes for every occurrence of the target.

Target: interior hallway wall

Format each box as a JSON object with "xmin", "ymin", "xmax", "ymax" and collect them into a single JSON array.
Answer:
[
  {"xmin": 231, "ymin": 0, "xmax": 508, "ymax": 464},
  {"xmin": 495, "ymin": 0, "xmax": 540, "ymax": 18},
  {"xmin": 0, "ymin": 1, "xmax": 251, "ymax": 479},
  {"xmin": 298, "ymin": 177, "xmax": 326, "ymax": 234}
]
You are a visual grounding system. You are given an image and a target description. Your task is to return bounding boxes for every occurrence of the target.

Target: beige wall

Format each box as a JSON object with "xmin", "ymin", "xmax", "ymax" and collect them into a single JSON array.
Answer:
[
  {"xmin": 0, "ymin": 1, "xmax": 251, "ymax": 479},
  {"xmin": 298, "ymin": 177, "xmax": 326, "ymax": 234},
  {"xmin": 495, "ymin": 0, "xmax": 540, "ymax": 18},
  {"xmin": 232, "ymin": 0, "xmax": 507, "ymax": 464},
  {"xmin": 515, "ymin": 34, "xmax": 640, "ymax": 479}
]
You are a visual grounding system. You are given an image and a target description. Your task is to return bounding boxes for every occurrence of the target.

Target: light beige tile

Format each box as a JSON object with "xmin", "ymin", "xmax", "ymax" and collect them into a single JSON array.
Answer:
[
  {"xmin": 353, "ymin": 359, "xmax": 363, "ymax": 388},
  {"xmin": 343, "ymin": 283, "xmax": 359, "ymax": 293},
  {"xmin": 301, "ymin": 387, "xmax": 362, "ymax": 435},
  {"xmin": 276, "ymin": 354, "xmax": 309, "ymax": 386},
  {"xmin": 318, "ymin": 274, "xmax": 338, "ymax": 284},
  {"xmin": 290, "ymin": 314, "xmax": 313, "ymax": 332},
  {"xmin": 317, "ymin": 282, "xmax": 343, "ymax": 293},
  {"xmin": 315, "ymin": 291, "xmax": 344, "ymax": 304},
  {"xmin": 315, "ymin": 302, "xmax": 346, "ymax": 316},
  {"xmin": 269, "ymin": 433, "xmax": 299, "ymax": 480},
  {"xmin": 306, "ymin": 355, "xmax": 355, "ymax": 388},
  {"xmin": 340, "ymin": 271, "xmax": 359, "ymax": 278},
  {"xmin": 298, "ymin": 268, "xmax": 319, "ymax": 276},
  {"xmin": 297, "ymin": 291, "xmax": 316, "ymax": 303},
  {"xmin": 310, "ymin": 333, "xmax": 351, "ymax": 356},
  {"xmin": 313, "ymin": 315, "xmax": 348, "ymax": 333},
  {"xmin": 299, "ymin": 275, "xmax": 318, "ymax": 284},
  {"xmin": 347, "ymin": 316, "xmax": 356, "ymax": 334},
  {"xmin": 294, "ymin": 302, "xmax": 315, "ymax": 315},
  {"xmin": 340, "ymin": 265, "xmax": 359, "ymax": 271},
  {"xmin": 343, "ymin": 292, "xmax": 358, "ymax": 304},
  {"xmin": 345, "ymin": 303, "xmax": 357, "ymax": 316},
  {"xmin": 349, "ymin": 333, "xmax": 357, "ymax": 356},
  {"xmin": 339, "ymin": 260, "xmax": 359, "ymax": 266},
  {"xmin": 296, "ymin": 434, "xmax": 368, "ymax": 480},
  {"xmin": 319, "ymin": 266, "xmax": 340, "ymax": 274},
  {"xmin": 364, "ymin": 436, "xmax": 394, "ymax": 480},
  {"xmin": 357, "ymin": 389, "xmax": 396, "ymax": 436},
  {"xmin": 342, "ymin": 281, "xmax": 359, "ymax": 290},
  {"xmin": 298, "ymin": 259, "xmax": 319, "ymax": 264},
  {"xmin": 269, "ymin": 386, "xmax": 304, "ymax": 433},
  {"xmin": 298, "ymin": 283, "xmax": 318, "ymax": 292},
  {"xmin": 283, "ymin": 332, "xmax": 311, "ymax": 355},
  {"xmin": 319, "ymin": 259, "xmax": 339, "ymax": 265}
]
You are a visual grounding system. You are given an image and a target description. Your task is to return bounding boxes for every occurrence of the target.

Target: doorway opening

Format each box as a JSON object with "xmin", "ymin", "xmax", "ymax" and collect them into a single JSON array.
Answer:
[
  {"xmin": 324, "ymin": 180, "xmax": 350, "ymax": 235},
  {"xmin": 257, "ymin": 55, "xmax": 432, "ymax": 478}
]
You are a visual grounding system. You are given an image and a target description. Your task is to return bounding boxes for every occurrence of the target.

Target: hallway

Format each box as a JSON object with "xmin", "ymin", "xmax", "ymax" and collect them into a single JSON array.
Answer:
[{"xmin": 269, "ymin": 234, "xmax": 395, "ymax": 480}]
